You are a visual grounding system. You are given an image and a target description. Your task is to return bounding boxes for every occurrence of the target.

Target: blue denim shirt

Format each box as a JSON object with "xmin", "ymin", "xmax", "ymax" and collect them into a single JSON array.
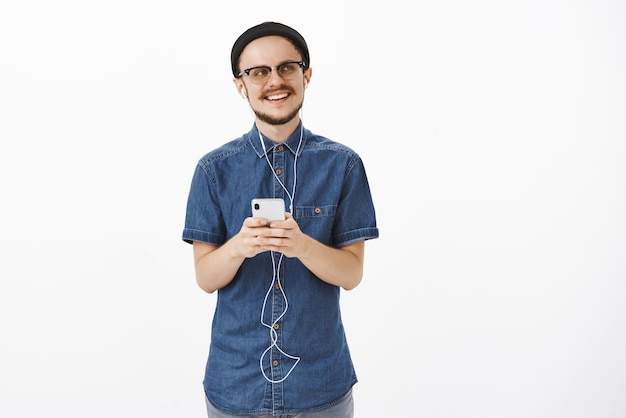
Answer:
[{"xmin": 182, "ymin": 123, "xmax": 379, "ymax": 415}]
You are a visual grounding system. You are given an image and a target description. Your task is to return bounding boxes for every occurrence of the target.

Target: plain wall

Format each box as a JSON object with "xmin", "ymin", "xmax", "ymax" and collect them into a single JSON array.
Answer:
[{"xmin": 1, "ymin": 1, "xmax": 625, "ymax": 417}]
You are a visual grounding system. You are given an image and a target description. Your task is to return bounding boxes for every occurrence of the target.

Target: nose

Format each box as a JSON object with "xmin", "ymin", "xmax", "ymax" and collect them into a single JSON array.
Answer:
[{"xmin": 266, "ymin": 67, "xmax": 285, "ymax": 86}]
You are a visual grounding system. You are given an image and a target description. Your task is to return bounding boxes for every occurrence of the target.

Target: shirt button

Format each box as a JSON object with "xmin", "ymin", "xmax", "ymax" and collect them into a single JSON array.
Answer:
[
  {"xmin": 273, "ymin": 324, "xmax": 280, "ymax": 330},
  {"xmin": 272, "ymin": 360, "xmax": 279, "ymax": 367},
  {"xmin": 275, "ymin": 283, "xmax": 281, "ymax": 289},
  {"xmin": 278, "ymin": 145, "xmax": 284, "ymax": 151},
  {"xmin": 275, "ymin": 169, "xmax": 282, "ymax": 175},
  {"xmin": 314, "ymin": 207, "xmax": 321, "ymax": 214}
]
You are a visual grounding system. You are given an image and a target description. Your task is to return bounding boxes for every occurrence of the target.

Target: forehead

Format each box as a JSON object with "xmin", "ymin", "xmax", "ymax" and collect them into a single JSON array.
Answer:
[{"xmin": 239, "ymin": 36, "xmax": 302, "ymax": 67}]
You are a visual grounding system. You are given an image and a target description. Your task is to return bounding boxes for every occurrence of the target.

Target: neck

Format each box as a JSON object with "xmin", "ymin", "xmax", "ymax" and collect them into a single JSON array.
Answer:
[{"xmin": 256, "ymin": 116, "xmax": 301, "ymax": 144}]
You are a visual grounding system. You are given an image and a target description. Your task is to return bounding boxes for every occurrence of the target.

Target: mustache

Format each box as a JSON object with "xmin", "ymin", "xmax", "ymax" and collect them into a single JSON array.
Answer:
[{"xmin": 261, "ymin": 85, "xmax": 294, "ymax": 96}]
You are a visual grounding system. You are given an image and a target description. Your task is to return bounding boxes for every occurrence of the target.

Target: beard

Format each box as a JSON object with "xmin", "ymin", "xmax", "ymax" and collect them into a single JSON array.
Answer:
[{"xmin": 253, "ymin": 98, "xmax": 303, "ymax": 126}]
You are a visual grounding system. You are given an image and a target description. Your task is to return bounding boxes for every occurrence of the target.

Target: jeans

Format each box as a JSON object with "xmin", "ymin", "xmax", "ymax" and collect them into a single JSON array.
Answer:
[{"xmin": 205, "ymin": 389, "xmax": 354, "ymax": 418}]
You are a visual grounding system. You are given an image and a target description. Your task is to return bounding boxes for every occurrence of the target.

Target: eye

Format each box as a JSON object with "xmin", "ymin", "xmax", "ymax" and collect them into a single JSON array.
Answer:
[
  {"xmin": 250, "ymin": 67, "xmax": 270, "ymax": 78},
  {"xmin": 279, "ymin": 63, "xmax": 296, "ymax": 74}
]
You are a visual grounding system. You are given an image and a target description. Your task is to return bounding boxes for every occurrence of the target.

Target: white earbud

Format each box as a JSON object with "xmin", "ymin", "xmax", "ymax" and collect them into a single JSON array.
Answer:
[
  {"xmin": 240, "ymin": 87, "xmax": 248, "ymax": 100},
  {"xmin": 304, "ymin": 80, "xmax": 308, "ymax": 89}
]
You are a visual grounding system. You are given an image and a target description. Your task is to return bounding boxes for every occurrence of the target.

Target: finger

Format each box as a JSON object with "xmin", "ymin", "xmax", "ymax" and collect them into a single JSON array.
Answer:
[
  {"xmin": 270, "ymin": 214, "xmax": 296, "ymax": 229},
  {"xmin": 244, "ymin": 216, "xmax": 268, "ymax": 227}
]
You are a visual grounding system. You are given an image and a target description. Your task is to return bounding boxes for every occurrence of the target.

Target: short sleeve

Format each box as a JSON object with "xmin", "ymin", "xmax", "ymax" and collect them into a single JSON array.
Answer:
[
  {"xmin": 182, "ymin": 162, "xmax": 226, "ymax": 245},
  {"xmin": 332, "ymin": 157, "xmax": 379, "ymax": 247}
]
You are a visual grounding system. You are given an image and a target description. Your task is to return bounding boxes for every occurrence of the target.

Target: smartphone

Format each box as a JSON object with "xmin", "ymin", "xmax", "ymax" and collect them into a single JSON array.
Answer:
[{"xmin": 251, "ymin": 198, "xmax": 286, "ymax": 222}]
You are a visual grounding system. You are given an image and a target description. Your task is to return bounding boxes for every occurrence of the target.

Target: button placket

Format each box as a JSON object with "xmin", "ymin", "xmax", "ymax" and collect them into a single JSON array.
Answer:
[{"xmin": 272, "ymin": 145, "xmax": 286, "ymax": 200}]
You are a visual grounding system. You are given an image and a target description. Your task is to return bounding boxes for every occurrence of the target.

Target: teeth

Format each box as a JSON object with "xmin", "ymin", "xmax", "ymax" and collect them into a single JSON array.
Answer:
[{"xmin": 267, "ymin": 93, "xmax": 289, "ymax": 101}]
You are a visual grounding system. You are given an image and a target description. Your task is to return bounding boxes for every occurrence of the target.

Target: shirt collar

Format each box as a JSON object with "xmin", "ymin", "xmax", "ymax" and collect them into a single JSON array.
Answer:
[{"xmin": 248, "ymin": 122, "xmax": 307, "ymax": 158}]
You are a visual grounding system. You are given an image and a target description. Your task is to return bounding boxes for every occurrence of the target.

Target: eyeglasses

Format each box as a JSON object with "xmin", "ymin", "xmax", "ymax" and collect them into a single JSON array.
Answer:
[{"xmin": 237, "ymin": 61, "xmax": 306, "ymax": 84}]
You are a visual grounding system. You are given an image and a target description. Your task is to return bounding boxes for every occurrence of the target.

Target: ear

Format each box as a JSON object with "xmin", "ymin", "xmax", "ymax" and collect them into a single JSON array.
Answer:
[
  {"xmin": 303, "ymin": 67, "xmax": 312, "ymax": 88},
  {"xmin": 233, "ymin": 78, "xmax": 247, "ymax": 99}
]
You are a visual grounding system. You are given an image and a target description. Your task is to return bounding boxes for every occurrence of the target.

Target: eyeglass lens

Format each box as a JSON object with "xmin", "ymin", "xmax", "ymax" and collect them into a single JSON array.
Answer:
[{"xmin": 247, "ymin": 62, "xmax": 302, "ymax": 83}]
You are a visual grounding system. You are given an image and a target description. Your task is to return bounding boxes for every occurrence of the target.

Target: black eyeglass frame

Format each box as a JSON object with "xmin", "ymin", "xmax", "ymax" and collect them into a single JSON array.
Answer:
[{"xmin": 237, "ymin": 61, "xmax": 307, "ymax": 82}]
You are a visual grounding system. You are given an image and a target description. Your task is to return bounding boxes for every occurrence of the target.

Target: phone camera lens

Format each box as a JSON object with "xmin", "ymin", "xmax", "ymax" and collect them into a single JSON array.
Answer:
[{"xmin": 254, "ymin": 203, "xmax": 260, "ymax": 210}]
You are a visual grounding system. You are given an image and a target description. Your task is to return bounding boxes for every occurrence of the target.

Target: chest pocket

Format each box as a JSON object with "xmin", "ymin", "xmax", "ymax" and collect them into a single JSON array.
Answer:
[{"xmin": 294, "ymin": 205, "xmax": 336, "ymax": 245}]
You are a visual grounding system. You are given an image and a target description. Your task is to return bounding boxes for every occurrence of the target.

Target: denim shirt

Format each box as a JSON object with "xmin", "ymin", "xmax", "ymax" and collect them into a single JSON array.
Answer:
[{"xmin": 182, "ymin": 123, "xmax": 379, "ymax": 415}]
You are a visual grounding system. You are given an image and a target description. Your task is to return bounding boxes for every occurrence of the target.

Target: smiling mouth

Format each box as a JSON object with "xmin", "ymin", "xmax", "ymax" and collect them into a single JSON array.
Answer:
[{"xmin": 266, "ymin": 93, "xmax": 289, "ymax": 101}]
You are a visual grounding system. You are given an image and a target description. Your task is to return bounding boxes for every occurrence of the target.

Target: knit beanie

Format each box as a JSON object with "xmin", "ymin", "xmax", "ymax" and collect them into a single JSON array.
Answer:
[{"xmin": 231, "ymin": 22, "xmax": 310, "ymax": 77}]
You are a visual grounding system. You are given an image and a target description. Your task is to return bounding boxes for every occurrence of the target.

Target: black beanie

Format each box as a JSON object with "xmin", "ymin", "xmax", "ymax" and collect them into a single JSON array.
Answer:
[{"xmin": 231, "ymin": 22, "xmax": 310, "ymax": 77}]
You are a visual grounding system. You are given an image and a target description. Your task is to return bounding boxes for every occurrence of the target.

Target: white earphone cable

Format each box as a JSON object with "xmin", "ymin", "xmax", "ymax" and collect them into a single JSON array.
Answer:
[
  {"xmin": 253, "ymin": 102, "xmax": 305, "ymax": 383},
  {"xmin": 258, "ymin": 121, "xmax": 303, "ymax": 214}
]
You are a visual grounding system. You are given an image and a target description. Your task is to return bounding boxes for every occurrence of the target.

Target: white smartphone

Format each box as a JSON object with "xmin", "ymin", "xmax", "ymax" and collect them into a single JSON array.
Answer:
[{"xmin": 251, "ymin": 198, "xmax": 286, "ymax": 222}]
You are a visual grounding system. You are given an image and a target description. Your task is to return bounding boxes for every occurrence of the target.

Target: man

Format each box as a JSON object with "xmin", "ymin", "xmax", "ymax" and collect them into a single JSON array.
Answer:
[{"xmin": 182, "ymin": 22, "xmax": 379, "ymax": 417}]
